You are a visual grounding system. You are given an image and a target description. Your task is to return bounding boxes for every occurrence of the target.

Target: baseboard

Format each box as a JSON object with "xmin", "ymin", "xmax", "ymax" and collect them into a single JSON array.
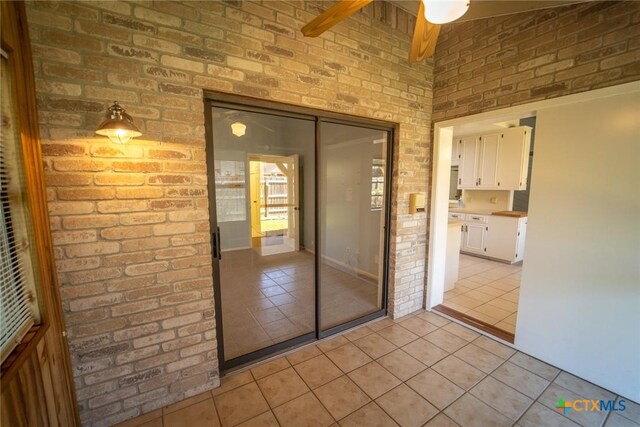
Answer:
[{"xmin": 321, "ymin": 255, "xmax": 378, "ymax": 283}]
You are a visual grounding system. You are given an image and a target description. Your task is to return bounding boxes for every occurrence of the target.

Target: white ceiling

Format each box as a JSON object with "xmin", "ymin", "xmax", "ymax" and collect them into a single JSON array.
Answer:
[{"xmin": 387, "ymin": 0, "xmax": 589, "ymax": 22}]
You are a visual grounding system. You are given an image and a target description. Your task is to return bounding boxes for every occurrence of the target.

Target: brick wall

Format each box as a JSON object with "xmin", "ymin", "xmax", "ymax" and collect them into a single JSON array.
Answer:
[
  {"xmin": 25, "ymin": 1, "xmax": 434, "ymax": 425},
  {"xmin": 433, "ymin": 1, "xmax": 640, "ymax": 121}
]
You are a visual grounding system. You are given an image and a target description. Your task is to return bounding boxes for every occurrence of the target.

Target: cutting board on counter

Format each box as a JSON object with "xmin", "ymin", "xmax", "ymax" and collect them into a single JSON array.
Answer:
[{"xmin": 492, "ymin": 210, "xmax": 528, "ymax": 217}]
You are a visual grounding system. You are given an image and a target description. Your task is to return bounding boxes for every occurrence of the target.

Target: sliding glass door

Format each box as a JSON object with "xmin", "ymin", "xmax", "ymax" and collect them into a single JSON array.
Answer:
[
  {"xmin": 208, "ymin": 107, "xmax": 316, "ymax": 364},
  {"xmin": 206, "ymin": 99, "xmax": 392, "ymax": 370},
  {"xmin": 319, "ymin": 122, "xmax": 389, "ymax": 333}
]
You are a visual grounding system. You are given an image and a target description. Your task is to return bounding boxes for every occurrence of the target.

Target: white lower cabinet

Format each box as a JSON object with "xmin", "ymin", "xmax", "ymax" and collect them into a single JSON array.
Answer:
[
  {"xmin": 485, "ymin": 216, "xmax": 527, "ymax": 262},
  {"xmin": 454, "ymin": 211, "xmax": 527, "ymax": 263},
  {"xmin": 462, "ymin": 223, "xmax": 486, "ymax": 254}
]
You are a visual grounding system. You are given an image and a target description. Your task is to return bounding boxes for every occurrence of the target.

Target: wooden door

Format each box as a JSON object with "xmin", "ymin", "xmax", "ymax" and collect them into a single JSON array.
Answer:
[{"xmin": 1, "ymin": 2, "xmax": 79, "ymax": 426}]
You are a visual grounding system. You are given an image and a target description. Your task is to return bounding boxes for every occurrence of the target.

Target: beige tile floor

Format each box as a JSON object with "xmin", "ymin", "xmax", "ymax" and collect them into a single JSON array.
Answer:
[
  {"xmin": 221, "ymin": 249, "xmax": 379, "ymax": 359},
  {"xmin": 442, "ymin": 255, "xmax": 521, "ymax": 334},
  {"xmin": 117, "ymin": 310, "xmax": 639, "ymax": 427}
]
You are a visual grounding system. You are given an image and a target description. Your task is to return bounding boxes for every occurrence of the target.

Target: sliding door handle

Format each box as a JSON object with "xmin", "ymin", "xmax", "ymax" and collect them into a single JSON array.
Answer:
[
  {"xmin": 216, "ymin": 226, "xmax": 222, "ymax": 260},
  {"xmin": 212, "ymin": 230, "xmax": 218, "ymax": 259}
]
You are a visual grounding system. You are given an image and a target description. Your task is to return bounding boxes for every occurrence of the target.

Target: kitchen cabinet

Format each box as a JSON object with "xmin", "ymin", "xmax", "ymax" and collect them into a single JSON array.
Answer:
[
  {"xmin": 451, "ymin": 210, "xmax": 527, "ymax": 263},
  {"xmin": 496, "ymin": 127, "xmax": 531, "ymax": 191},
  {"xmin": 451, "ymin": 138, "xmax": 461, "ymax": 166},
  {"xmin": 485, "ymin": 215, "xmax": 527, "ymax": 262},
  {"xmin": 457, "ymin": 134, "xmax": 499, "ymax": 190},
  {"xmin": 458, "ymin": 213, "xmax": 488, "ymax": 255},
  {"xmin": 458, "ymin": 136, "xmax": 479, "ymax": 188},
  {"xmin": 456, "ymin": 126, "xmax": 531, "ymax": 191},
  {"xmin": 463, "ymin": 223, "xmax": 486, "ymax": 253}
]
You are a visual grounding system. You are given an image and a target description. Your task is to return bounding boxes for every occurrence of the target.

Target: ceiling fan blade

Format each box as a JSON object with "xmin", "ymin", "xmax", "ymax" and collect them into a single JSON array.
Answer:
[
  {"xmin": 408, "ymin": 2, "xmax": 441, "ymax": 63},
  {"xmin": 301, "ymin": 0, "xmax": 373, "ymax": 37}
]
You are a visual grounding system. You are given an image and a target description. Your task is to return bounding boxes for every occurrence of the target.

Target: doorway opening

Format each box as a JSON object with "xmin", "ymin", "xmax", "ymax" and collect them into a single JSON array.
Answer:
[
  {"xmin": 249, "ymin": 155, "xmax": 300, "ymax": 256},
  {"xmin": 205, "ymin": 94, "xmax": 394, "ymax": 371},
  {"xmin": 427, "ymin": 113, "xmax": 537, "ymax": 344}
]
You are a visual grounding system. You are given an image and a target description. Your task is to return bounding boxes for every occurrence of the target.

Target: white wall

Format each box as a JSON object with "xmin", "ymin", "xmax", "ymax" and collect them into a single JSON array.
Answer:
[
  {"xmin": 517, "ymin": 91, "xmax": 640, "ymax": 402},
  {"xmin": 321, "ymin": 128, "xmax": 384, "ymax": 277}
]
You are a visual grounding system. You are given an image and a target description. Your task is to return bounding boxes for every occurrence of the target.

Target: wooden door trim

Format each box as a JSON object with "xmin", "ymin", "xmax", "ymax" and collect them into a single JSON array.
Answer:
[{"xmin": 0, "ymin": 1, "xmax": 79, "ymax": 424}]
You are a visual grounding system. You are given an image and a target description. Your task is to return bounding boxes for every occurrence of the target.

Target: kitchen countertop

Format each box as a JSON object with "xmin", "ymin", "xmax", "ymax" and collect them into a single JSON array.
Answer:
[
  {"xmin": 449, "ymin": 208, "xmax": 495, "ymax": 215},
  {"xmin": 449, "ymin": 208, "xmax": 528, "ymax": 217}
]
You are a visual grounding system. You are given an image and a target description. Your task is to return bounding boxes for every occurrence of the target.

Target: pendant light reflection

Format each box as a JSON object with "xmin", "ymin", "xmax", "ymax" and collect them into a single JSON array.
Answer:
[
  {"xmin": 422, "ymin": 0, "xmax": 470, "ymax": 24},
  {"xmin": 95, "ymin": 101, "xmax": 141, "ymax": 144},
  {"xmin": 231, "ymin": 121, "xmax": 246, "ymax": 137}
]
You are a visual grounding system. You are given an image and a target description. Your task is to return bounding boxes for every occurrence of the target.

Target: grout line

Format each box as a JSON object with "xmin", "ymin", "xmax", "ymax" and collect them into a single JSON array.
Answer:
[{"xmin": 511, "ymin": 369, "xmax": 562, "ymax": 427}]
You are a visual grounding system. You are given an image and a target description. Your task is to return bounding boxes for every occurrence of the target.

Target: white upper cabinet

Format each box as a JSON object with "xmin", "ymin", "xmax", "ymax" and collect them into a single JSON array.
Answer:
[
  {"xmin": 496, "ymin": 127, "xmax": 532, "ymax": 191},
  {"xmin": 451, "ymin": 138, "xmax": 461, "ymax": 166},
  {"xmin": 478, "ymin": 133, "xmax": 500, "ymax": 189},
  {"xmin": 457, "ymin": 126, "xmax": 531, "ymax": 191},
  {"xmin": 458, "ymin": 136, "xmax": 479, "ymax": 188}
]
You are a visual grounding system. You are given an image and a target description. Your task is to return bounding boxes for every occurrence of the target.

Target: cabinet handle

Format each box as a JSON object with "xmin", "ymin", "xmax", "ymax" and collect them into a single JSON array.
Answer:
[
  {"xmin": 498, "ymin": 182, "xmax": 500, "ymax": 186},
  {"xmin": 478, "ymin": 178, "xmax": 482, "ymax": 185},
  {"xmin": 459, "ymin": 178, "xmax": 461, "ymax": 185},
  {"xmin": 461, "ymin": 225, "xmax": 464, "ymax": 232}
]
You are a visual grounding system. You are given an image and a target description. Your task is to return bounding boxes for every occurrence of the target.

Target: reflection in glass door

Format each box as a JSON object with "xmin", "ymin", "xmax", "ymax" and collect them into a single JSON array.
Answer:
[
  {"xmin": 209, "ymin": 107, "xmax": 315, "ymax": 365},
  {"xmin": 207, "ymin": 100, "xmax": 393, "ymax": 369},
  {"xmin": 319, "ymin": 123, "xmax": 389, "ymax": 332},
  {"xmin": 249, "ymin": 155, "xmax": 300, "ymax": 256}
]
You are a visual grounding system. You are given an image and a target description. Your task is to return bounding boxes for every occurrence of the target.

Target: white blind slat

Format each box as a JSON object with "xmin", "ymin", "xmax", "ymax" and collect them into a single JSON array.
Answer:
[{"xmin": 0, "ymin": 52, "xmax": 40, "ymax": 363}]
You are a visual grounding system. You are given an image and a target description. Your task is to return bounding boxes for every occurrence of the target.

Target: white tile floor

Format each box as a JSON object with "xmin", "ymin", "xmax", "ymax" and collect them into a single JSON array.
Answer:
[
  {"xmin": 443, "ymin": 254, "xmax": 521, "ymax": 334},
  {"xmin": 117, "ymin": 310, "xmax": 640, "ymax": 427}
]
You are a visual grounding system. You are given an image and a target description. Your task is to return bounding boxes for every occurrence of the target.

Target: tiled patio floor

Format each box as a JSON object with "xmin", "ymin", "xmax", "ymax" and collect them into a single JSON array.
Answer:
[{"xmin": 117, "ymin": 310, "xmax": 639, "ymax": 427}]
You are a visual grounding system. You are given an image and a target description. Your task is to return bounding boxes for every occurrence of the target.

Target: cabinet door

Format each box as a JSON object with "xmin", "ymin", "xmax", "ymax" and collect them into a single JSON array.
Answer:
[
  {"xmin": 458, "ymin": 136, "xmax": 479, "ymax": 188},
  {"xmin": 514, "ymin": 218, "xmax": 527, "ymax": 262},
  {"xmin": 478, "ymin": 133, "xmax": 500, "ymax": 188},
  {"xmin": 497, "ymin": 127, "xmax": 531, "ymax": 190},
  {"xmin": 463, "ymin": 223, "xmax": 485, "ymax": 253},
  {"xmin": 485, "ymin": 216, "xmax": 519, "ymax": 261},
  {"xmin": 451, "ymin": 138, "xmax": 461, "ymax": 166}
]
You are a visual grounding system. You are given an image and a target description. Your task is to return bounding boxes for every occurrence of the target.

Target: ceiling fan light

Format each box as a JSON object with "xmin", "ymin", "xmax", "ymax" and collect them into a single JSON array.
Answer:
[
  {"xmin": 423, "ymin": 0, "xmax": 470, "ymax": 24},
  {"xmin": 231, "ymin": 121, "xmax": 246, "ymax": 137}
]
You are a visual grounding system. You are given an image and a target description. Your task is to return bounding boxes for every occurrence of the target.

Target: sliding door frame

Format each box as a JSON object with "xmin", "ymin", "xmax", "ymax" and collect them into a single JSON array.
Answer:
[{"xmin": 204, "ymin": 91, "xmax": 396, "ymax": 372}]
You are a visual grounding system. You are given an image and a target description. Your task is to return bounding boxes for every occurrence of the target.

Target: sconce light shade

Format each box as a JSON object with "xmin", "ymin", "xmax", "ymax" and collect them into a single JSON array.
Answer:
[
  {"xmin": 96, "ymin": 101, "xmax": 141, "ymax": 144},
  {"xmin": 422, "ymin": 0, "xmax": 470, "ymax": 24},
  {"xmin": 231, "ymin": 121, "xmax": 246, "ymax": 137}
]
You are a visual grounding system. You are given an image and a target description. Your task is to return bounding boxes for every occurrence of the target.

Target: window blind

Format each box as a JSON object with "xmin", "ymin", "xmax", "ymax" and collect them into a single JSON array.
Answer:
[{"xmin": 0, "ymin": 51, "xmax": 39, "ymax": 363}]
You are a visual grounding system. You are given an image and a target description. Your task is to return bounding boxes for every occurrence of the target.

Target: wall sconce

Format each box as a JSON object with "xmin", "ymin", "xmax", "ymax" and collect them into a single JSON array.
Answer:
[
  {"xmin": 95, "ymin": 101, "xmax": 141, "ymax": 144},
  {"xmin": 231, "ymin": 121, "xmax": 246, "ymax": 137},
  {"xmin": 422, "ymin": 0, "xmax": 470, "ymax": 24}
]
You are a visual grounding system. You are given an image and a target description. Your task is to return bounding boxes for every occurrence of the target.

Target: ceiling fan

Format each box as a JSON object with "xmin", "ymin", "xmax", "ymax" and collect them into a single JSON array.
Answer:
[{"xmin": 301, "ymin": 0, "xmax": 585, "ymax": 63}]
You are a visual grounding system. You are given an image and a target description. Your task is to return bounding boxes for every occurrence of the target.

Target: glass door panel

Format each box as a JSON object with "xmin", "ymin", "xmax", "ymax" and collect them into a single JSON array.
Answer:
[
  {"xmin": 319, "ymin": 122, "xmax": 389, "ymax": 331},
  {"xmin": 210, "ymin": 107, "xmax": 315, "ymax": 362}
]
